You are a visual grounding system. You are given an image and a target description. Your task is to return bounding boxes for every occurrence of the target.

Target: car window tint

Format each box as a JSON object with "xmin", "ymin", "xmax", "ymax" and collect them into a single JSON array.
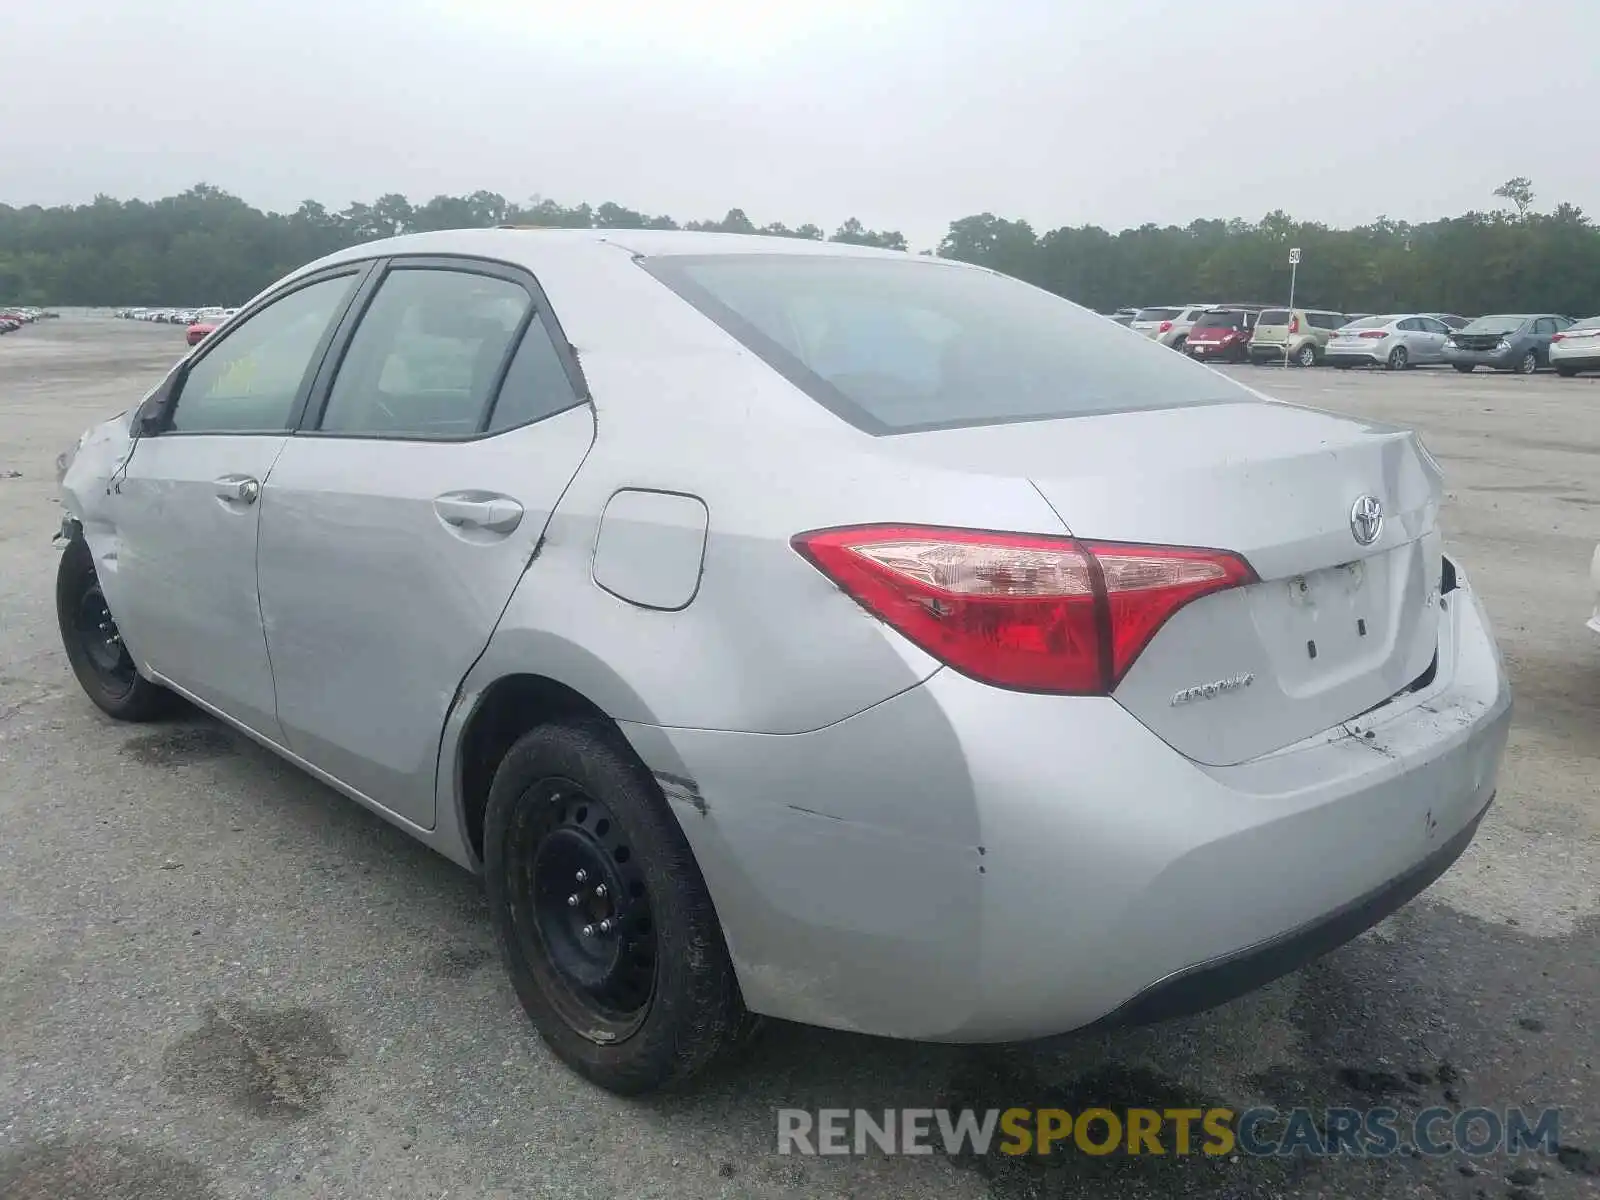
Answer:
[
  {"xmin": 170, "ymin": 275, "xmax": 355, "ymax": 433},
  {"xmin": 1533, "ymin": 318, "xmax": 1556, "ymax": 335},
  {"xmin": 643, "ymin": 254, "xmax": 1242, "ymax": 434},
  {"xmin": 1396, "ymin": 318, "xmax": 1421, "ymax": 332},
  {"xmin": 1422, "ymin": 318, "xmax": 1450, "ymax": 334},
  {"xmin": 1259, "ymin": 310, "xmax": 1290, "ymax": 325},
  {"xmin": 485, "ymin": 316, "xmax": 583, "ymax": 432},
  {"xmin": 320, "ymin": 268, "xmax": 530, "ymax": 437}
]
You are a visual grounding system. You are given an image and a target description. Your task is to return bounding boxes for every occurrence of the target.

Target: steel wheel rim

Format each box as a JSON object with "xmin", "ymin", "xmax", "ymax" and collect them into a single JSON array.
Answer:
[
  {"xmin": 508, "ymin": 779, "xmax": 657, "ymax": 1042},
  {"xmin": 75, "ymin": 583, "xmax": 136, "ymax": 696}
]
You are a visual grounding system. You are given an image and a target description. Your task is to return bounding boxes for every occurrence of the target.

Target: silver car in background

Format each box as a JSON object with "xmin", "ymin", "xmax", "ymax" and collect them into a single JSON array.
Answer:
[
  {"xmin": 1129, "ymin": 303, "xmax": 1213, "ymax": 350},
  {"xmin": 55, "ymin": 229, "xmax": 1511, "ymax": 1094},
  {"xmin": 1325, "ymin": 314, "xmax": 1457, "ymax": 369},
  {"xmin": 1551, "ymin": 315, "xmax": 1600, "ymax": 377}
]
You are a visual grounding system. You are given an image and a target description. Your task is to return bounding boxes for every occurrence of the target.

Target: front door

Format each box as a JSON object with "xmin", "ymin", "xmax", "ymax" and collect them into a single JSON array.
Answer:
[
  {"xmin": 256, "ymin": 260, "xmax": 595, "ymax": 828},
  {"xmin": 103, "ymin": 270, "xmax": 364, "ymax": 736}
]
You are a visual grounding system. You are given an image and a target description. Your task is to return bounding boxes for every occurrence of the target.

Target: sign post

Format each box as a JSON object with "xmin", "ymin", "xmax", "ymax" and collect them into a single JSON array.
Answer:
[{"xmin": 1285, "ymin": 247, "xmax": 1301, "ymax": 366}]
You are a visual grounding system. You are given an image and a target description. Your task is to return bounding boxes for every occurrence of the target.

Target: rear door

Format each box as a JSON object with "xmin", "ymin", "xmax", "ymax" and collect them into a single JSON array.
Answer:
[
  {"xmin": 255, "ymin": 258, "xmax": 596, "ymax": 827},
  {"xmin": 1415, "ymin": 316, "xmax": 1451, "ymax": 362}
]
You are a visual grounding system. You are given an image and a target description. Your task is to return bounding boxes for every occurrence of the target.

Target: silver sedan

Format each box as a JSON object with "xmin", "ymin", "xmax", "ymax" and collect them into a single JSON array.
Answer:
[
  {"xmin": 56, "ymin": 230, "xmax": 1511, "ymax": 1093},
  {"xmin": 1324, "ymin": 314, "xmax": 1456, "ymax": 369}
]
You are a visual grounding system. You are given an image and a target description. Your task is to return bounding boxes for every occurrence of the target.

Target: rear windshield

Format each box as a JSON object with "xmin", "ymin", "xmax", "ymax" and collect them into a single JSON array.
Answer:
[
  {"xmin": 1192, "ymin": 310, "xmax": 1247, "ymax": 330},
  {"xmin": 1259, "ymin": 310, "xmax": 1291, "ymax": 325},
  {"xmin": 1461, "ymin": 315, "xmax": 1528, "ymax": 334},
  {"xmin": 1566, "ymin": 315, "xmax": 1600, "ymax": 331},
  {"xmin": 1134, "ymin": 307, "xmax": 1183, "ymax": 322},
  {"xmin": 1341, "ymin": 315, "xmax": 1391, "ymax": 330},
  {"xmin": 641, "ymin": 254, "xmax": 1241, "ymax": 435}
]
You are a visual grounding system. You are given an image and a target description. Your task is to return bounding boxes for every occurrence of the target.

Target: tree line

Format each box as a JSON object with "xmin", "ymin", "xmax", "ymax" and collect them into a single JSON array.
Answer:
[{"xmin": 2, "ymin": 179, "xmax": 1596, "ymax": 318}]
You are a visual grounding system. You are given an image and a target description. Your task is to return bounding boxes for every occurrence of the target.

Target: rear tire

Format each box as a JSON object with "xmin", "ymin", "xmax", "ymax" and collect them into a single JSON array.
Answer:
[
  {"xmin": 1295, "ymin": 343, "xmax": 1318, "ymax": 368},
  {"xmin": 1386, "ymin": 345, "xmax": 1409, "ymax": 371},
  {"xmin": 56, "ymin": 536, "xmax": 175, "ymax": 722},
  {"xmin": 1453, "ymin": 364, "xmax": 1475, "ymax": 374},
  {"xmin": 1556, "ymin": 365, "xmax": 1578, "ymax": 378},
  {"xmin": 483, "ymin": 719, "xmax": 755, "ymax": 1094}
]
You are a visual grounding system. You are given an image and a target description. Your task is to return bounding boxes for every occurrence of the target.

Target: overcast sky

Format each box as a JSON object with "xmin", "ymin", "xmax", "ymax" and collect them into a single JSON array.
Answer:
[{"xmin": 4, "ymin": 0, "xmax": 1596, "ymax": 249}]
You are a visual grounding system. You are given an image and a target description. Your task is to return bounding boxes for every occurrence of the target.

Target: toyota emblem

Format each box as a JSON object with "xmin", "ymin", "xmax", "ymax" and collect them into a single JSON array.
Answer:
[{"xmin": 1350, "ymin": 495, "xmax": 1383, "ymax": 545}]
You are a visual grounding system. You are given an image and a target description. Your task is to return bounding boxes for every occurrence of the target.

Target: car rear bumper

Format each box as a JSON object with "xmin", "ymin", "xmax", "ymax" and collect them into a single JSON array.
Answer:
[
  {"xmin": 623, "ymin": 562, "xmax": 1510, "ymax": 1042},
  {"xmin": 1550, "ymin": 349, "xmax": 1600, "ymax": 371},
  {"xmin": 1187, "ymin": 342, "xmax": 1245, "ymax": 359},
  {"xmin": 1324, "ymin": 350, "xmax": 1385, "ymax": 367}
]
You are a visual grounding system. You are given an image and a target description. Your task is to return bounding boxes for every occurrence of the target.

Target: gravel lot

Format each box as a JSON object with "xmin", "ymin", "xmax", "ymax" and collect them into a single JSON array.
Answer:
[{"xmin": 2, "ymin": 316, "xmax": 1596, "ymax": 1200}]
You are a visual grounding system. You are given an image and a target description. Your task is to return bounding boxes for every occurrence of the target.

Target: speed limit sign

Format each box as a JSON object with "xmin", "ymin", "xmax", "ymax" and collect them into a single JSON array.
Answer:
[{"xmin": 1289, "ymin": 247, "xmax": 1302, "ymax": 265}]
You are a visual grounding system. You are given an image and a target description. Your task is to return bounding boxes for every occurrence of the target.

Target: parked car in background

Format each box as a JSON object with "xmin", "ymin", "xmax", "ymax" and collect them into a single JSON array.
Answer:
[
  {"xmin": 1248, "ymin": 308, "xmax": 1349, "ymax": 367},
  {"xmin": 1550, "ymin": 316, "xmax": 1600, "ymax": 377},
  {"xmin": 53, "ymin": 228, "xmax": 1510, "ymax": 1094},
  {"xmin": 1589, "ymin": 543, "xmax": 1600, "ymax": 637},
  {"xmin": 1444, "ymin": 314, "xmax": 1573, "ymax": 374},
  {"xmin": 0, "ymin": 317, "xmax": 19, "ymax": 334},
  {"xmin": 1130, "ymin": 304, "xmax": 1214, "ymax": 350},
  {"xmin": 1325, "ymin": 314, "xmax": 1456, "ymax": 370},
  {"xmin": 185, "ymin": 318, "xmax": 220, "ymax": 347},
  {"xmin": 1428, "ymin": 313, "xmax": 1470, "ymax": 330},
  {"xmin": 1186, "ymin": 307, "xmax": 1261, "ymax": 362},
  {"xmin": 1109, "ymin": 307, "xmax": 1142, "ymax": 327}
]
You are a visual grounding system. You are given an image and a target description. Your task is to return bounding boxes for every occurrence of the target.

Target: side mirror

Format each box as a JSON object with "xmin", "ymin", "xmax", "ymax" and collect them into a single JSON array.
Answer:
[{"xmin": 134, "ymin": 368, "xmax": 183, "ymax": 436}]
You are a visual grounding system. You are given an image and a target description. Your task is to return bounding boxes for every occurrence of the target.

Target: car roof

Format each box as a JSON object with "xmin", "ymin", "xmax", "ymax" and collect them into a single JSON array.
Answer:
[{"xmin": 311, "ymin": 227, "xmax": 921, "ymax": 270}]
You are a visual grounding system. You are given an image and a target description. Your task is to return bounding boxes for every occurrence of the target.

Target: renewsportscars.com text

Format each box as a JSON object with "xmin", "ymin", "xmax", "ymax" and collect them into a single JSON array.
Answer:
[{"xmin": 776, "ymin": 1106, "xmax": 1563, "ymax": 1159}]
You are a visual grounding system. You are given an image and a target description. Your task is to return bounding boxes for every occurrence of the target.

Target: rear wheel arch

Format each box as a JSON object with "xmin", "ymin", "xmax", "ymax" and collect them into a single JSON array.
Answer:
[{"xmin": 456, "ymin": 673, "xmax": 616, "ymax": 865}]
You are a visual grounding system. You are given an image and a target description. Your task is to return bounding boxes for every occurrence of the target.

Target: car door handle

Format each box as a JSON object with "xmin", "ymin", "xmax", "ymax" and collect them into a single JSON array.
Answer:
[
  {"xmin": 433, "ymin": 493, "xmax": 524, "ymax": 534},
  {"xmin": 214, "ymin": 475, "xmax": 260, "ymax": 505}
]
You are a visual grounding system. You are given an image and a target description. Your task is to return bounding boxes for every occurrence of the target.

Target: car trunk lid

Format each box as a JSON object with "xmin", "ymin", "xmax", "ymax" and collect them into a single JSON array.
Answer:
[{"xmin": 885, "ymin": 400, "xmax": 1443, "ymax": 765}]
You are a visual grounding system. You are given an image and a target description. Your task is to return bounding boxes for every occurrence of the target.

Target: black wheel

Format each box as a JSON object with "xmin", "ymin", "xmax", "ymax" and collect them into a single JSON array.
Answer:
[
  {"xmin": 484, "ymin": 719, "xmax": 754, "ymax": 1094},
  {"xmin": 1295, "ymin": 343, "xmax": 1318, "ymax": 368},
  {"xmin": 1170, "ymin": 336, "xmax": 1187, "ymax": 353},
  {"xmin": 1556, "ymin": 365, "xmax": 1578, "ymax": 378},
  {"xmin": 56, "ymin": 536, "xmax": 174, "ymax": 721},
  {"xmin": 1386, "ymin": 345, "xmax": 1409, "ymax": 371},
  {"xmin": 1516, "ymin": 350, "xmax": 1538, "ymax": 374},
  {"xmin": 1453, "ymin": 364, "xmax": 1475, "ymax": 374}
]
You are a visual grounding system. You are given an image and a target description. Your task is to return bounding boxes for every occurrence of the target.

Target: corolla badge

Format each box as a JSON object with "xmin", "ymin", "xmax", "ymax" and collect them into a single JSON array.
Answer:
[
  {"xmin": 1350, "ymin": 495, "xmax": 1383, "ymax": 546},
  {"xmin": 1171, "ymin": 672, "xmax": 1254, "ymax": 706}
]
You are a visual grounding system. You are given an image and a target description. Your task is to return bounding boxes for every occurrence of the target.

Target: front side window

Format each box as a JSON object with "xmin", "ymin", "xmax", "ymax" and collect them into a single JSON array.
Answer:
[
  {"xmin": 1533, "ymin": 317, "xmax": 1557, "ymax": 335},
  {"xmin": 642, "ymin": 255, "xmax": 1243, "ymax": 434},
  {"xmin": 319, "ymin": 268, "xmax": 531, "ymax": 437},
  {"xmin": 169, "ymin": 274, "xmax": 357, "ymax": 433}
]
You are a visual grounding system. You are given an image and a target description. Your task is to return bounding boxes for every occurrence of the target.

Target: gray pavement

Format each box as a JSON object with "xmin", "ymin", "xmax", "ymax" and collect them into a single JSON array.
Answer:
[{"xmin": 1, "ymin": 317, "xmax": 1596, "ymax": 1199}]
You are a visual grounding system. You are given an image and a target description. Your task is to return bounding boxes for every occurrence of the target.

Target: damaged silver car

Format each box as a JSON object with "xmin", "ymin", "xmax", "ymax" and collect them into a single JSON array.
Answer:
[{"xmin": 57, "ymin": 229, "xmax": 1512, "ymax": 1094}]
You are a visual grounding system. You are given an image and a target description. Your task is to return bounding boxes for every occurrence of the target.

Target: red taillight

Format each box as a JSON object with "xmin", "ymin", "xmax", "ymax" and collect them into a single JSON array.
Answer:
[
  {"xmin": 1159, "ymin": 320, "xmax": 1173, "ymax": 333},
  {"xmin": 1358, "ymin": 330, "xmax": 1388, "ymax": 339},
  {"xmin": 1289, "ymin": 316, "xmax": 1300, "ymax": 334},
  {"xmin": 1551, "ymin": 332, "xmax": 1565, "ymax": 342},
  {"xmin": 791, "ymin": 525, "xmax": 1255, "ymax": 694}
]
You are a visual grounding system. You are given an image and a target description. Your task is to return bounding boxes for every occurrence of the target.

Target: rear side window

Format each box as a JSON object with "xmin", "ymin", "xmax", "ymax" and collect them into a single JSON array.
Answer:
[
  {"xmin": 1342, "ymin": 315, "xmax": 1390, "ymax": 329},
  {"xmin": 641, "ymin": 255, "xmax": 1241, "ymax": 435},
  {"xmin": 486, "ymin": 317, "xmax": 584, "ymax": 432},
  {"xmin": 1307, "ymin": 312, "xmax": 1344, "ymax": 329},
  {"xmin": 319, "ymin": 268, "xmax": 530, "ymax": 437},
  {"xmin": 1397, "ymin": 318, "xmax": 1423, "ymax": 332},
  {"xmin": 1259, "ymin": 310, "xmax": 1291, "ymax": 326}
]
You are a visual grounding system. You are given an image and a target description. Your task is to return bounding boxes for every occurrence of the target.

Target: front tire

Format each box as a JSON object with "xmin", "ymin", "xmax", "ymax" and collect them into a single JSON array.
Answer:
[
  {"xmin": 484, "ymin": 719, "xmax": 753, "ymax": 1094},
  {"xmin": 56, "ymin": 536, "xmax": 174, "ymax": 721},
  {"xmin": 1386, "ymin": 345, "xmax": 1409, "ymax": 371},
  {"xmin": 1453, "ymin": 364, "xmax": 1476, "ymax": 374},
  {"xmin": 1516, "ymin": 350, "xmax": 1539, "ymax": 374}
]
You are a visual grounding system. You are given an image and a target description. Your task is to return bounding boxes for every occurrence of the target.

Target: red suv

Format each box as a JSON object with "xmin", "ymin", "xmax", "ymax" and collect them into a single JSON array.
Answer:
[{"xmin": 1185, "ymin": 308, "xmax": 1262, "ymax": 363}]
